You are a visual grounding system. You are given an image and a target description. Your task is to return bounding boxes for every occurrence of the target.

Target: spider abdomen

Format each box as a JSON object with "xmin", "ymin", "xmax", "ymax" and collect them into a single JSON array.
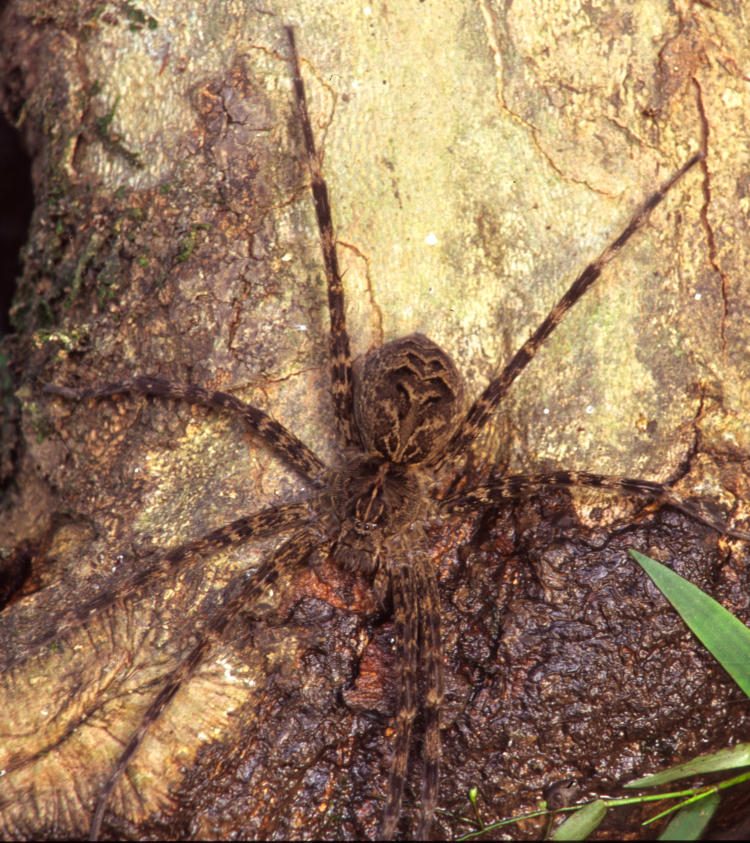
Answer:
[{"xmin": 353, "ymin": 333, "xmax": 465, "ymax": 465}]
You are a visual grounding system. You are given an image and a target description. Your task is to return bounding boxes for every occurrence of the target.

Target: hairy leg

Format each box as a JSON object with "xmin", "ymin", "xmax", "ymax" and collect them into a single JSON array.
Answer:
[
  {"xmin": 380, "ymin": 560, "xmax": 419, "ymax": 839},
  {"xmin": 415, "ymin": 557, "xmax": 444, "ymax": 840},
  {"xmin": 285, "ymin": 26, "xmax": 359, "ymax": 448},
  {"xmin": 443, "ymin": 470, "xmax": 750, "ymax": 541},
  {"xmin": 2, "ymin": 501, "xmax": 317, "ymax": 672},
  {"xmin": 89, "ymin": 526, "xmax": 320, "ymax": 840},
  {"xmin": 44, "ymin": 376, "xmax": 326, "ymax": 482},
  {"xmin": 448, "ymin": 152, "xmax": 704, "ymax": 455}
]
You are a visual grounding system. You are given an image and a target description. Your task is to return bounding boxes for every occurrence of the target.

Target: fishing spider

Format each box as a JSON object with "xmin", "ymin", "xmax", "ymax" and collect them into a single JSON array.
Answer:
[{"xmin": 26, "ymin": 25, "xmax": 748, "ymax": 840}]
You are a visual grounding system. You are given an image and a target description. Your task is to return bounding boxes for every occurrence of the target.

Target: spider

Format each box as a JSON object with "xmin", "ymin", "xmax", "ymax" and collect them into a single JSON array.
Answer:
[{"xmin": 10, "ymin": 24, "xmax": 748, "ymax": 840}]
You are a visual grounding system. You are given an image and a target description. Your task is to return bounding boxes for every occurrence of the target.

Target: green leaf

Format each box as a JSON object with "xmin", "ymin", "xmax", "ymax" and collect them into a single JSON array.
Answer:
[
  {"xmin": 627, "ymin": 743, "xmax": 750, "ymax": 788},
  {"xmin": 550, "ymin": 800, "xmax": 607, "ymax": 840},
  {"xmin": 658, "ymin": 792, "xmax": 720, "ymax": 840},
  {"xmin": 628, "ymin": 549, "xmax": 750, "ymax": 697}
]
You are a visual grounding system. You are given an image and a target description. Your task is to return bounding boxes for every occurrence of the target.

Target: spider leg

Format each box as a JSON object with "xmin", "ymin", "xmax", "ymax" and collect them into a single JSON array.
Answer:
[
  {"xmin": 443, "ymin": 470, "xmax": 750, "ymax": 541},
  {"xmin": 448, "ymin": 152, "xmax": 704, "ymax": 455},
  {"xmin": 44, "ymin": 376, "xmax": 326, "ymax": 482},
  {"xmin": 284, "ymin": 26, "xmax": 359, "ymax": 449},
  {"xmin": 1, "ymin": 501, "xmax": 316, "ymax": 672},
  {"xmin": 380, "ymin": 559, "xmax": 419, "ymax": 839},
  {"xmin": 414, "ymin": 557, "xmax": 444, "ymax": 840},
  {"xmin": 88, "ymin": 526, "xmax": 320, "ymax": 841}
]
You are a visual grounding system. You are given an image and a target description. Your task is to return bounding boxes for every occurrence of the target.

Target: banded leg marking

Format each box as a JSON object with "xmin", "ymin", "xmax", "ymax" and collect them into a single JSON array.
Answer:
[
  {"xmin": 1, "ymin": 502, "xmax": 315, "ymax": 673},
  {"xmin": 45, "ymin": 376, "xmax": 326, "ymax": 482},
  {"xmin": 285, "ymin": 27, "xmax": 359, "ymax": 448},
  {"xmin": 415, "ymin": 558, "xmax": 443, "ymax": 840},
  {"xmin": 380, "ymin": 561, "xmax": 419, "ymax": 839},
  {"xmin": 448, "ymin": 153, "xmax": 704, "ymax": 455},
  {"xmin": 88, "ymin": 527, "xmax": 319, "ymax": 840},
  {"xmin": 444, "ymin": 469, "xmax": 750, "ymax": 541}
]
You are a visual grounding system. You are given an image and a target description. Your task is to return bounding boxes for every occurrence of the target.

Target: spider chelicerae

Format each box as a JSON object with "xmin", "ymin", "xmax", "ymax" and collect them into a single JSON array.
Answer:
[{"xmin": 11, "ymin": 24, "xmax": 748, "ymax": 841}]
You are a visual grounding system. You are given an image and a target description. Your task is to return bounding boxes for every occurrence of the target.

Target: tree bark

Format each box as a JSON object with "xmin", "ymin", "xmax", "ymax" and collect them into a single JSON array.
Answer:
[{"xmin": 1, "ymin": 0, "xmax": 748, "ymax": 838}]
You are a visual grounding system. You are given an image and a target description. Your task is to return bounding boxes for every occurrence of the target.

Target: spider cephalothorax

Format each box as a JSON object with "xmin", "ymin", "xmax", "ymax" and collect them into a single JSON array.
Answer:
[{"xmin": 4, "ymin": 24, "xmax": 747, "ymax": 842}]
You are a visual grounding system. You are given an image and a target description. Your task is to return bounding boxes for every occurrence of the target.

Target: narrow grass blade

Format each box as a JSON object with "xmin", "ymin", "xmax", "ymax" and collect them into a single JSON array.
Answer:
[
  {"xmin": 550, "ymin": 799, "xmax": 607, "ymax": 840},
  {"xmin": 627, "ymin": 743, "xmax": 750, "ymax": 788},
  {"xmin": 658, "ymin": 791, "xmax": 720, "ymax": 840},
  {"xmin": 628, "ymin": 549, "xmax": 750, "ymax": 696}
]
